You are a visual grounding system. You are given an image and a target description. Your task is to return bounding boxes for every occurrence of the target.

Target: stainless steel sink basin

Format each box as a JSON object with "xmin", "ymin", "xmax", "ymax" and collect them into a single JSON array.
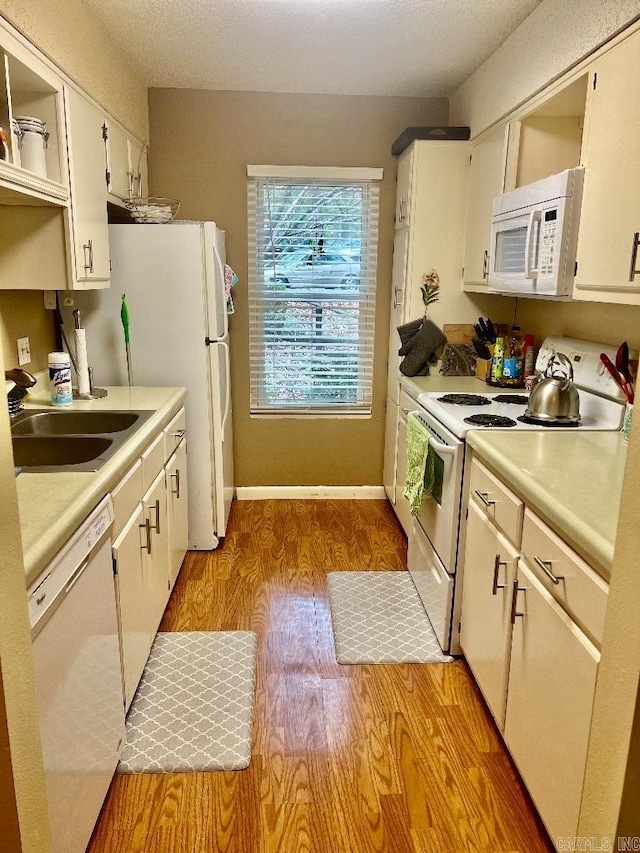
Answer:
[
  {"xmin": 11, "ymin": 410, "xmax": 144, "ymax": 436},
  {"xmin": 13, "ymin": 436, "xmax": 114, "ymax": 470},
  {"xmin": 11, "ymin": 409, "xmax": 154, "ymax": 473}
]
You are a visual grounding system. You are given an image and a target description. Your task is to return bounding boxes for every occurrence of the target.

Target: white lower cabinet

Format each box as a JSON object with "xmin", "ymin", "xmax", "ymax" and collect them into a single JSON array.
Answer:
[
  {"xmin": 112, "ymin": 506, "xmax": 149, "ymax": 710},
  {"xmin": 166, "ymin": 438, "xmax": 189, "ymax": 591},
  {"xmin": 504, "ymin": 562, "xmax": 600, "ymax": 846},
  {"xmin": 460, "ymin": 501, "xmax": 518, "ymax": 728},
  {"xmin": 142, "ymin": 469, "xmax": 171, "ymax": 634},
  {"xmin": 461, "ymin": 455, "xmax": 607, "ymax": 847},
  {"xmin": 112, "ymin": 408, "xmax": 188, "ymax": 710}
]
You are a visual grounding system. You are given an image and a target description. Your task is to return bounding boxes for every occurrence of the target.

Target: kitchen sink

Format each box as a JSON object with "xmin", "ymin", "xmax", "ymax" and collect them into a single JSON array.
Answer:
[
  {"xmin": 13, "ymin": 436, "xmax": 114, "ymax": 469},
  {"xmin": 11, "ymin": 409, "xmax": 153, "ymax": 473},
  {"xmin": 11, "ymin": 410, "xmax": 146, "ymax": 436}
]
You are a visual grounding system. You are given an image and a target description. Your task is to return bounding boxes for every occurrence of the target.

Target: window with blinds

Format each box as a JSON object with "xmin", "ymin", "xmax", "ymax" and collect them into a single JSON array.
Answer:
[{"xmin": 247, "ymin": 167, "xmax": 381, "ymax": 415}]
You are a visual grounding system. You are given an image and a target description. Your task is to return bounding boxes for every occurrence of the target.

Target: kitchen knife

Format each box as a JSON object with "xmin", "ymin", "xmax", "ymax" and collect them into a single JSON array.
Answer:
[
  {"xmin": 486, "ymin": 317, "xmax": 497, "ymax": 343},
  {"xmin": 478, "ymin": 317, "xmax": 490, "ymax": 341}
]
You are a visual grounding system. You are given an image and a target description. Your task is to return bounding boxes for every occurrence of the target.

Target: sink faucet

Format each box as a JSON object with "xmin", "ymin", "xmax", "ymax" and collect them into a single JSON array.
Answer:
[{"xmin": 6, "ymin": 368, "xmax": 37, "ymax": 418}]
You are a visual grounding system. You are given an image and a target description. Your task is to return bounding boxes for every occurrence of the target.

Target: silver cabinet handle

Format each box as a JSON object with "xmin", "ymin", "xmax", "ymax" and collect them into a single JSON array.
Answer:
[
  {"xmin": 171, "ymin": 468, "xmax": 180, "ymax": 499},
  {"xmin": 140, "ymin": 517, "xmax": 152, "ymax": 555},
  {"xmin": 474, "ymin": 489, "xmax": 495, "ymax": 508},
  {"xmin": 127, "ymin": 169, "xmax": 134, "ymax": 198},
  {"xmin": 83, "ymin": 239, "xmax": 94, "ymax": 273},
  {"xmin": 629, "ymin": 232, "xmax": 640, "ymax": 281},
  {"xmin": 533, "ymin": 555, "xmax": 563, "ymax": 585},
  {"xmin": 399, "ymin": 197, "xmax": 406, "ymax": 222},
  {"xmin": 393, "ymin": 285, "xmax": 403, "ymax": 309},
  {"xmin": 148, "ymin": 498, "xmax": 161, "ymax": 534},
  {"xmin": 492, "ymin": 554, "xmax": 507, "ymax": 595},
  {"xmin": 482, "ymin": 250, "xmax": 489, "ymax": 280},
  {"xmin": 172, "ymin": 429, "xmax": 186, "ymax": 440},
  {"xmin": 510, "ymin": 579, "xmax": 524, "ymax": 624}
]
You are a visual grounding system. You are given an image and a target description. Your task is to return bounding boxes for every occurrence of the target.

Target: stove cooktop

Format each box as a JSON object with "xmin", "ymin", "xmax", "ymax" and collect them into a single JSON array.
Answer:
[{"xmin": 418, "ymin": 390, "xmax": 625, "ymax": 439}]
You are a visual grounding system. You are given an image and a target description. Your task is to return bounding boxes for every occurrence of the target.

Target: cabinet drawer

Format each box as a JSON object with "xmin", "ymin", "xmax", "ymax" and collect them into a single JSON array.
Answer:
[
  {"xmin": 163, "ymin": 407, "xmax": 186, "ymax": 460},
  {"xmin": 521, "ymin": 508, "xmax": 609, "ymax": 645},
  {"xmin": 399, "ymin": 388, "xmax": 418, "ymax": 422},
  {"xmin": 111, "ymin": 459, "xmax": 143, "ymax": 536},
  {"xmin": 469, "ymin": 458, "xmax": 524, "ymax": 547},
  {"xmin": 141, "ymin": 432, "xmax": 165, "ymax": 494}
]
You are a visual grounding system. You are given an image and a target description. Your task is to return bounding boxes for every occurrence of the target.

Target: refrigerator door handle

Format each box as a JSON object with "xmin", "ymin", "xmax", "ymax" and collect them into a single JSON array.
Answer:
[
  {"xmin": 212, "ymin": 243, "xmax": 228, "ymax": 339},
  {"xmin": 220, "ymin": 340, "xmax": 231, "ymax": 433}
]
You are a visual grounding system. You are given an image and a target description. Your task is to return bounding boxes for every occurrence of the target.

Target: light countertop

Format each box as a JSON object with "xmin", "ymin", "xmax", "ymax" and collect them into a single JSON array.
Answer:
[
  {"xmin": 400, "ymin": 373, "xmax": 490, "ymax": 399},
  {"xmin": 467, "ymin": 430, "xmax": 628, "ymax": 580},
  {"xmin": 16, "ymin": 384, "xmax": 186, "ymax": 589}
]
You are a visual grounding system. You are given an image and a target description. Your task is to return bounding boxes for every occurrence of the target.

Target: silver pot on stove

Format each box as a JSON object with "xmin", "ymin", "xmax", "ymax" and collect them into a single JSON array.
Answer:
[{"xmin": 524, "ymin": 352, "xmax": 581, "ymax": 424}]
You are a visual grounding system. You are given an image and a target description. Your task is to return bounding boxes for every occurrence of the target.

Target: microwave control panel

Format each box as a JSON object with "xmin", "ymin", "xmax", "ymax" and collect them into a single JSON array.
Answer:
[{"xmin": 539, "ymin": 209, "xmax": 558, "ymax": 275}]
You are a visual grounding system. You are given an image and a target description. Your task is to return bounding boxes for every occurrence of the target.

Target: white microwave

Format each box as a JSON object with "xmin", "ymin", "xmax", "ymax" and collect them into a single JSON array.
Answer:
[{"xmin": 488, "ymin": 168, "xmax": 584, "ymax": 299}]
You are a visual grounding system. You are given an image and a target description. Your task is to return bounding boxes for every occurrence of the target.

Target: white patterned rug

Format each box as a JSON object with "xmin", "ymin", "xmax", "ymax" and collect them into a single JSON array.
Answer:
[
  {"xmin": 118, "ymin": 631, "xmax": 257, "ymax": 774},
  {"xmin": 327, "ymin": 572, "xmax": 454, "ymax": 664}
]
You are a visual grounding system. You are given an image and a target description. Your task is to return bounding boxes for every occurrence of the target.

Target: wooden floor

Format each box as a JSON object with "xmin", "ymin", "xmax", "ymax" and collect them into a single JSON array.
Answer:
[{"xmin": 89, "ymin": 500, "xmax": 553, "ymax": 853}]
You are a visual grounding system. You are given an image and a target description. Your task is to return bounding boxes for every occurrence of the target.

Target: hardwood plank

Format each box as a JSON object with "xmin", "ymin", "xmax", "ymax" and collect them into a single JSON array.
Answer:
[{"xmin": 89, "ymin": 499, "xmax": 554, "ymax": 853}]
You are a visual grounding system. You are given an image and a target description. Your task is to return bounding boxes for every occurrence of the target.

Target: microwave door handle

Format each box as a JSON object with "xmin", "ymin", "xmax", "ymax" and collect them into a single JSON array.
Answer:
[{"xmin": 524, "ymin": 209, "xmax": 543, "ymax": 279}]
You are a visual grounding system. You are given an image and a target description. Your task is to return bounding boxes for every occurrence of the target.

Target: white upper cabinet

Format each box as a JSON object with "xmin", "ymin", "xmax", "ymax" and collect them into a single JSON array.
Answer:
[
  {"xmin": 574, "ymin": 27, "xmax": 640, "ymax": 304},
  {"xmin": 64, "ymin": 87, "xmax": 110, "ymax": 287},
  {"xmin": 462, "ymin": 125, "xmax": 509, "ymax": 290},
  {"xmin": 104, "ymin": 119, "xmax": 148, "ymax": 202},
  {"xmin": 0, "ymin": 22, "xmax": 68, "ymax": 206}
]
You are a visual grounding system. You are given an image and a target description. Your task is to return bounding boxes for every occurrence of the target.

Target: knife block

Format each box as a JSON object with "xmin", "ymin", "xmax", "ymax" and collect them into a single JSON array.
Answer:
[{"xmin": 475, "ymin": 324, "xmax": 510, "ymax": 382}]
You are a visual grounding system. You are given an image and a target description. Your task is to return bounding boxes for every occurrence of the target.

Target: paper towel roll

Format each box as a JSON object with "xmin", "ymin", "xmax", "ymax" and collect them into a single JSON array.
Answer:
[{"xmin": 74, "ymin": 328, "xmax": 91, "ymax": 396}]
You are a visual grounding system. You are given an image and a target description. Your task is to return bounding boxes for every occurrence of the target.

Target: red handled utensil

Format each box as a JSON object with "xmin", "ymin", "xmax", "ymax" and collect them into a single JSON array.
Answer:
[
  {"xmin": 601, "ymin": 353, "xmax": 634, "ymax": 403},
  {"xmin": 616, "ymin": 341, "xmax": 634, "ymax": 393}
]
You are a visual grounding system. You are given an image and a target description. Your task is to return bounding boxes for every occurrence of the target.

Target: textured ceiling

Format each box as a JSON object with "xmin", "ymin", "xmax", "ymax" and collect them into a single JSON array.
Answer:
[{"xmin": 84, "ymin": 0, "xmax": 542, "ymax": 97}]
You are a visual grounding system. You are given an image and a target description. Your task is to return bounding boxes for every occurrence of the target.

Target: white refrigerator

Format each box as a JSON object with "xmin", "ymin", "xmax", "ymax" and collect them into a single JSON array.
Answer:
[{"xmin": 65, "ymin": 221, "xmax": 234, "ymax": 549}]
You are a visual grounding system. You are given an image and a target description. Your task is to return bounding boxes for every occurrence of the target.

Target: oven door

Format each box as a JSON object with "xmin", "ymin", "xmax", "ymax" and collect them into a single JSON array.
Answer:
[{"xmin": 409, "ymin": 408, "xmax": 464, "ymax": 574}]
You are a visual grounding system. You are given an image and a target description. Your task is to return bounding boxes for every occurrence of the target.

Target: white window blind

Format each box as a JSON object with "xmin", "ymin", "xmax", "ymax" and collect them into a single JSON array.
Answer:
[{"xmin": 247, "ymin": 171, "xmax": 380, "ymax": 415}]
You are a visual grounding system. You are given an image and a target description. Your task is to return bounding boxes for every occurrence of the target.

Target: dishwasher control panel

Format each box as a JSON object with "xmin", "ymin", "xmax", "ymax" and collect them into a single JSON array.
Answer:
[{"xmin": 28, "ymin": 495, "xmax": 114, "ymax": 633}]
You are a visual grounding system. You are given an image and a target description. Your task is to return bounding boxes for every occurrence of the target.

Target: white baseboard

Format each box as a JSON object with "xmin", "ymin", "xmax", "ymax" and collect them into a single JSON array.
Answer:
[{"xmin": 235, "ymin": 486, "xmax": 387, "ymax": 500}]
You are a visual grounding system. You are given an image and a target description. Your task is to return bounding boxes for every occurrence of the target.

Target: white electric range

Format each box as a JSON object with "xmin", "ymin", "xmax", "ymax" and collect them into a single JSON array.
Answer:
[{"xmin": 407, "ymin": 337, "xmax": 626, "ymax": 655}]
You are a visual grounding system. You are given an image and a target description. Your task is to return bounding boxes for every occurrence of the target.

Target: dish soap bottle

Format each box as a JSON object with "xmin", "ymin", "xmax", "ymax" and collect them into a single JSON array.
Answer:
[
  {"xmin": 490, "ymin": 336, "xmax": 505, "ymax": 384},
  {"xmin": 501, "ymin": 327, "xmax": 524, "ymax": 386}
]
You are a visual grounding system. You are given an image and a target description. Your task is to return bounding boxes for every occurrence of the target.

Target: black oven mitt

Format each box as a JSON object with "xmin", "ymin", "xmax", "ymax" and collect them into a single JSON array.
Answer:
[{"xmin": 398, "ymin": 319, "xmax": 446, "ymax": 376}]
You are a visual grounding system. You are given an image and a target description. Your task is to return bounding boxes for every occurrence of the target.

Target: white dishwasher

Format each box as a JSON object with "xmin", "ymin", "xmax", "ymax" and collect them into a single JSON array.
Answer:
[{"xmin": 28, "ymin": 495, "xmax": 125, "ymax": 853}]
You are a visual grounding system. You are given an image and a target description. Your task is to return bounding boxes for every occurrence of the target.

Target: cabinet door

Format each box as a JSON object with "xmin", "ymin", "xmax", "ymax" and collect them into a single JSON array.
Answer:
[
  {"xmin": 460, "ymin": 500, "xmax": 518, "ymax": 728},
  {"xmin": 386, "ymin": 228, "xmax": 410, "ymax": 402},
  {"xmin": 64, "ymin": 87, "xmax": 110, "ymax": 285},
  {"xmin": 113, "ymin": 504, "xmax": 151, "ymax": 710},
  {"xmin": 504, "ymin": 561, "xmax": 599, "ymax": 843},
  {"xmin": 142, "ymin": 470, "xmax": 170, "ymax": 634},
  {"xmin": 395, "ymin": 148, "xmax": 413, "ymax": 229},
  {"xmin": 383, "ymin": 397, "xmax": 398, "ymax": 505},
  {"xmin": 105, "ymin": 120, "xmax": 131, "ymax": 200},
  {"xmin": 574, "ymin": 29, "xmax": 640, "ymax": 303},
  {"xmin": 166, "ymin": 439, "xmax": 189, "ymax": 591},
  {"xmin": 463, "ymin": 126, "xmax": 508, "ymax": 287},
  {"xmin": 128, "ymin": 137, "xmax": 148, "ymax": 199}
]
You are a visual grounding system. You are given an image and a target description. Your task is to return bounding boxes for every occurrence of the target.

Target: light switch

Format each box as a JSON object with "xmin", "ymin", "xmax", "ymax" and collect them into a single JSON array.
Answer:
[{"xmin": 17, "ymin": 337, "xmax": 31, "ymax": 366}]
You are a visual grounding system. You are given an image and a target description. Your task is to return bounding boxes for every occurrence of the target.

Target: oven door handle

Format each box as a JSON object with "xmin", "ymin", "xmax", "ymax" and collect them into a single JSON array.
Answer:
[{"xmin": 409, "ymin": 412, "xmax": 457, "ymax": 456}]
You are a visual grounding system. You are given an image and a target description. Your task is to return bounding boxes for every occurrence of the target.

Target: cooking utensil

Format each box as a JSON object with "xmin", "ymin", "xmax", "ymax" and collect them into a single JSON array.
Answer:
[
  {"xmin": 524, "ymin": 352, "xmax": 581, "ymax": 423},
  {"xmin": 616, "ymin": 342, "xmax": 634, "ymax": 389},
  {"xmin": 121, "ymin": 294, "xmax": 134, "ymax": 387},
  {"xmin": 600, "ymin": 353, "xmax": 633, "ymax": 403}
]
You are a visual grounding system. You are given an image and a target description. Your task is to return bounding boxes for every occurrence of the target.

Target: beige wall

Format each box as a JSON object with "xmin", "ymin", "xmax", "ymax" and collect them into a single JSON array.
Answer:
[
  {"xmin": 148, "ymin": 89, "xmax": 448, "ymax": 487},
  {"xmin": 0, "ymin": 291, "xmax": 57, "ymax": 373},
  {"xmin": 450, "ymin": 0, "xmax": 640, "ymax": 136},
  {"xmin": 0, "ymin": 0, "xmax": 148, "ymax": 139}
]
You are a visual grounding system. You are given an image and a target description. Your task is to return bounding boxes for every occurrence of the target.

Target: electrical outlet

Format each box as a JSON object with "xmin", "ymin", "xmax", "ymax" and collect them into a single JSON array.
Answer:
[{"xmin": 17, "ymin": 337, "xmax": 31, "ymax": 366}]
